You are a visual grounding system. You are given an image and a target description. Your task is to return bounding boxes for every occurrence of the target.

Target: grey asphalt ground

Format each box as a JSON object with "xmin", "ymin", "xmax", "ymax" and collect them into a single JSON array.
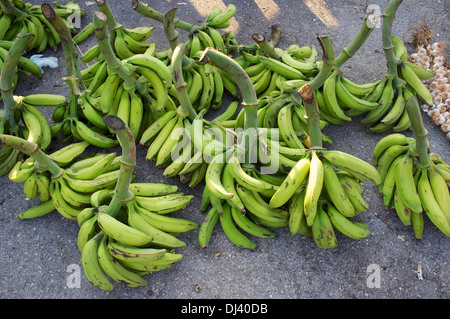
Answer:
[{"xmin": 0, "ymin": 0, "xmax": 449, "ymax": 301}]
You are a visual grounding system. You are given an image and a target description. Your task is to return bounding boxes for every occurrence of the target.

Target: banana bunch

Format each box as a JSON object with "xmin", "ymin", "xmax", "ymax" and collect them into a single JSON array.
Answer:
[
  {"xmin": 232, "ymin": 45, "xmax": 318, "ymax": 99},
  {"xmin": 77, "ymin": 182, "xmax": 196, "ymax": 290},
  {"xmin": 269, "ymin": 149, "xmax": 379, "ymax": 248},
  {"xmin": 336, "ymin": 36, "xmax": 435, "ymax": 133},
  {"xmin": 50, "ymin": 94, "xmax": 119, "ymax": 148},
  {"xmin": 202, "ymin": 4, "xmax": 236, "ymax": 30},
  {"xmin": 373, "ymin": 133, "xmax": 450, "ymax": 239},
  {"xmin": 0, "ymin": 0, "xmax": 84, "ymax": 52},
  {"xmin": 0, "ymin": 93, "xmax": 68, "ymax": 175},
  {"xmin": 232, "ymin": 92, "xmax": 331, "ymax": 147},
  {"xmin": 10, "ymin": 142, "xmax": 125, "ymax": 221},
  {"xmin": 80, "ymin": 25, "xmax": 155, "ymax": 62}
]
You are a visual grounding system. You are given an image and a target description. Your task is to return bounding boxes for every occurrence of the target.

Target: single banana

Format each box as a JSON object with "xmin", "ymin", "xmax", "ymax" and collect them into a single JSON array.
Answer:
[
  {"xmin": 123, "ymin": 54, "xmax": 172, "ymax": 89},
  {"xmin": 258, "ymin": 55, "xmax": 307, "ymax": 80},
  {"xmin": 393, "ymin": 189, "xmax": 412, "ymax": 226},
  {"xmin": 428, "ymin": 166, "xmax": 450, "ymax": 218},
  {"xmin": 340, "ymin": 76, "xmax": 382, "ymax": 97},
  {"xmin": 65, "ymin": 152, "xmax": 117, "ymax": 181},
  {"xmin": 205, "ymin": 151, "xmax": 234, "ymax": 200},
  {"xmin": 230, "ymin": 204, "xmax": 276, "ymax": 238},
  {"xmin": 134, "ymin": 193, "xmax": 194, "ymax": 215},
  {"xmin": 280, "ymin": 49, "xmax": 317, "ymax": 74},
  {"xmin": 63, "ymin": 170, "xmax": 120, "ymax": 194},
  {"xmin": 303, "ymin": 151, "xmax": 324, "ymax": 226},
  {"xmin": 382, "ymin": 156, "xmax": 402, "ymax": 207},
  {"xmin": 74, "ymin": 119, "xmax": 118, "ymax": 149},
  {"xmin": 107, "ymin": 240, "xmax": 167, "ymax": 263},
  {"xmin": 23, "ymin": 172, "xmax": 38, "ymax": 200},
  {"xmin": 288, "ymin": 190, "xmax": 311, "ymax": 236},
  {"xmin": 77, "ymin": 214, "xmax": 99, "ymax": 252},
  {"xmin": 36, "ymin": 173, "xmax": 51, "ymax": 201},
  {"xmin": 155, "ymin": 117, "xmax": 184, "ymax": 167},
  {"xmin": 97, "ymin": 211, "xmax": 153, "ymax": 247},
  {"xmin": 322, "ymin": 150, "xmax": 381, "ymax": 187},
  {"xmin": 198, "ymin": 206, "xmax": 220, "ymax": 249},
  {"xmin": 326, "ymin": 201, "xmax": 370, "ymax": 239},
  {"xmin": 16, "ymin": 199, "xmax": 55, "ymax": 220},
  {"xmin": 81, "ymin": 232, "xmax": 115, "ymax": 291},
  {"xmin": 398, "ymin": 62, "xmax": 433, "ymax": 105},
  {"xmin": 372, "ymin": 133, "xmax": 412, "ymax": 166},
  {"xmin": 220, "ymin": 203, "xmax": 257, "ymax": 249},
  {"xmin": 19, "ymin": 93, "xmax": 67, "ymax": 107},
  {"xmin": 395, "ymin": 154, "xmax": 422, "ymax": 214},
  {"xmin": 8, "ymin": 160, "xmax": 34, "ymax": 183},
  {"xmin": 322, "ymin": 157, "xmax": 356, "ymax": 218}
]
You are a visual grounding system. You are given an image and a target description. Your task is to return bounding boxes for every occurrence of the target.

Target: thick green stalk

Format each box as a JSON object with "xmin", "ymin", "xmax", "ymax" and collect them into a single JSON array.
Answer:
[
  {"xmin": 296, "ymin": 35, "xmax": 335, "ymax": 149},
  {"xmin": 94, "ymin": 0, "xmax": 122, "ymax": 31},
  {"xmin": 199, "ymin": 47, "xmax": 259, "ymax": 163},
  {"xmin": 404, "ymin": 91, "xmax": 430, "ymax": 168},
  {"xmin": 308, "ymin": 35, "xmax": 335, "ymax": 91},
  {"xmin": 164, "ymin": 7, "xmax": 180, "ymax": 51},
  {"xmin": 334, "ymin": 15, "xmax": 375, "ymax": 69},
  {"xmin": 102, "ymin": 115, "xmax": 137, "ymax": 216},
  {"xmin": 0, "ymin": 32, "xmax": 33, "ymax": 129},
  {"xmin": 298, "ymin": 84, "xmax": 322, "ymax": 149},
  {"xmin": 0, "ymin": 134, "xmax": 63, "ymax": 177},
  {"xmin": 132, "ymin": 0, "xmax": 197, "ymax": 32},
  {"xmin": 171, "ymin": 43, "xmax": 197, "ymax": 121},
  {"xmin": 252, "ymin": 33, "xmax": 281, "ymax": 60},
  {"xmin": 269, "ymin": 24, "xmax": 282, "ymax": 48},
  {"xmin": 41, "ymin": 3, "xmax": 86, "ymax": 100},
  {"xmin": 382, "ymin": 0, "xmax": 403, "ymax": 87},
  {"xmin": 92, "ymin": 11, "xmax": 149, "ymax": 101}
]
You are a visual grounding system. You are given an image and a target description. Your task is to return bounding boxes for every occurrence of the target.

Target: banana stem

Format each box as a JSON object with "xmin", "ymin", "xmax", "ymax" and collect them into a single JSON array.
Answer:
[
  {"xmin": 164, "ymin": 7, "xmax": 179, "ymax": 51},
  {"xmin": 171, "ymin": 43, "xmax": 197, "ymax": 121},
  {"xmin": 269, "ymin": 24, "xmax": 282, "ymax": 47},
  {"xmin": 132, "ymin": 0, "xmax": 198, "ymax": 33},
  {"xmin": 308, "ymin": 35, "xmax": 335, "ymax": 91},
  {"xmin": 0, "ymin": 133, "xmax": 64, "ymax": 177},
  {"xmin": 94, "ymin": 0, "xmax": 122, "ymax": 31},
  {"xmin": 225, "ymin": 43, "xmax": 259, "ymax": 54},
  {"xmin": 295, "ymin": 35, "xmax": 335, "ymax": 149},
  {"xmin": 404, "ymin": 92, "xmax": 430, "ymax": 168},
  {"xmin": 334, "ymin": 15, "xmax": 375, "ymax": 69},
  {"xmin": 41, "ymin": 4, "xmax": 86, "ymax": 99},
  {"xmin": 199, "ymin": 47, "xmax": 259, "ymax": 163},
  {"xmin": 0, "ymin": 32, "xmax": 33, "ymax": 129},
  {"xmin": 381, "ymin": 0, "xmax": 403, "ymax": 87},
  {"xmin": 252, "ymin": 33, "xmax": 280, "ymax": 60},
  {"xmin": 0, "ymin": 0, "xmax": 26, "ymax": 20},
  {"xmin": 102, "ymin": 115, "xmax": 136, "ymax": 216},
  {"xmin": 92, "ymin": 11, "xmax": 149, "ymax": 101},
  {"xmin": 298, "ymin": 83, "xmax": 322, "ymax": 149}
]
